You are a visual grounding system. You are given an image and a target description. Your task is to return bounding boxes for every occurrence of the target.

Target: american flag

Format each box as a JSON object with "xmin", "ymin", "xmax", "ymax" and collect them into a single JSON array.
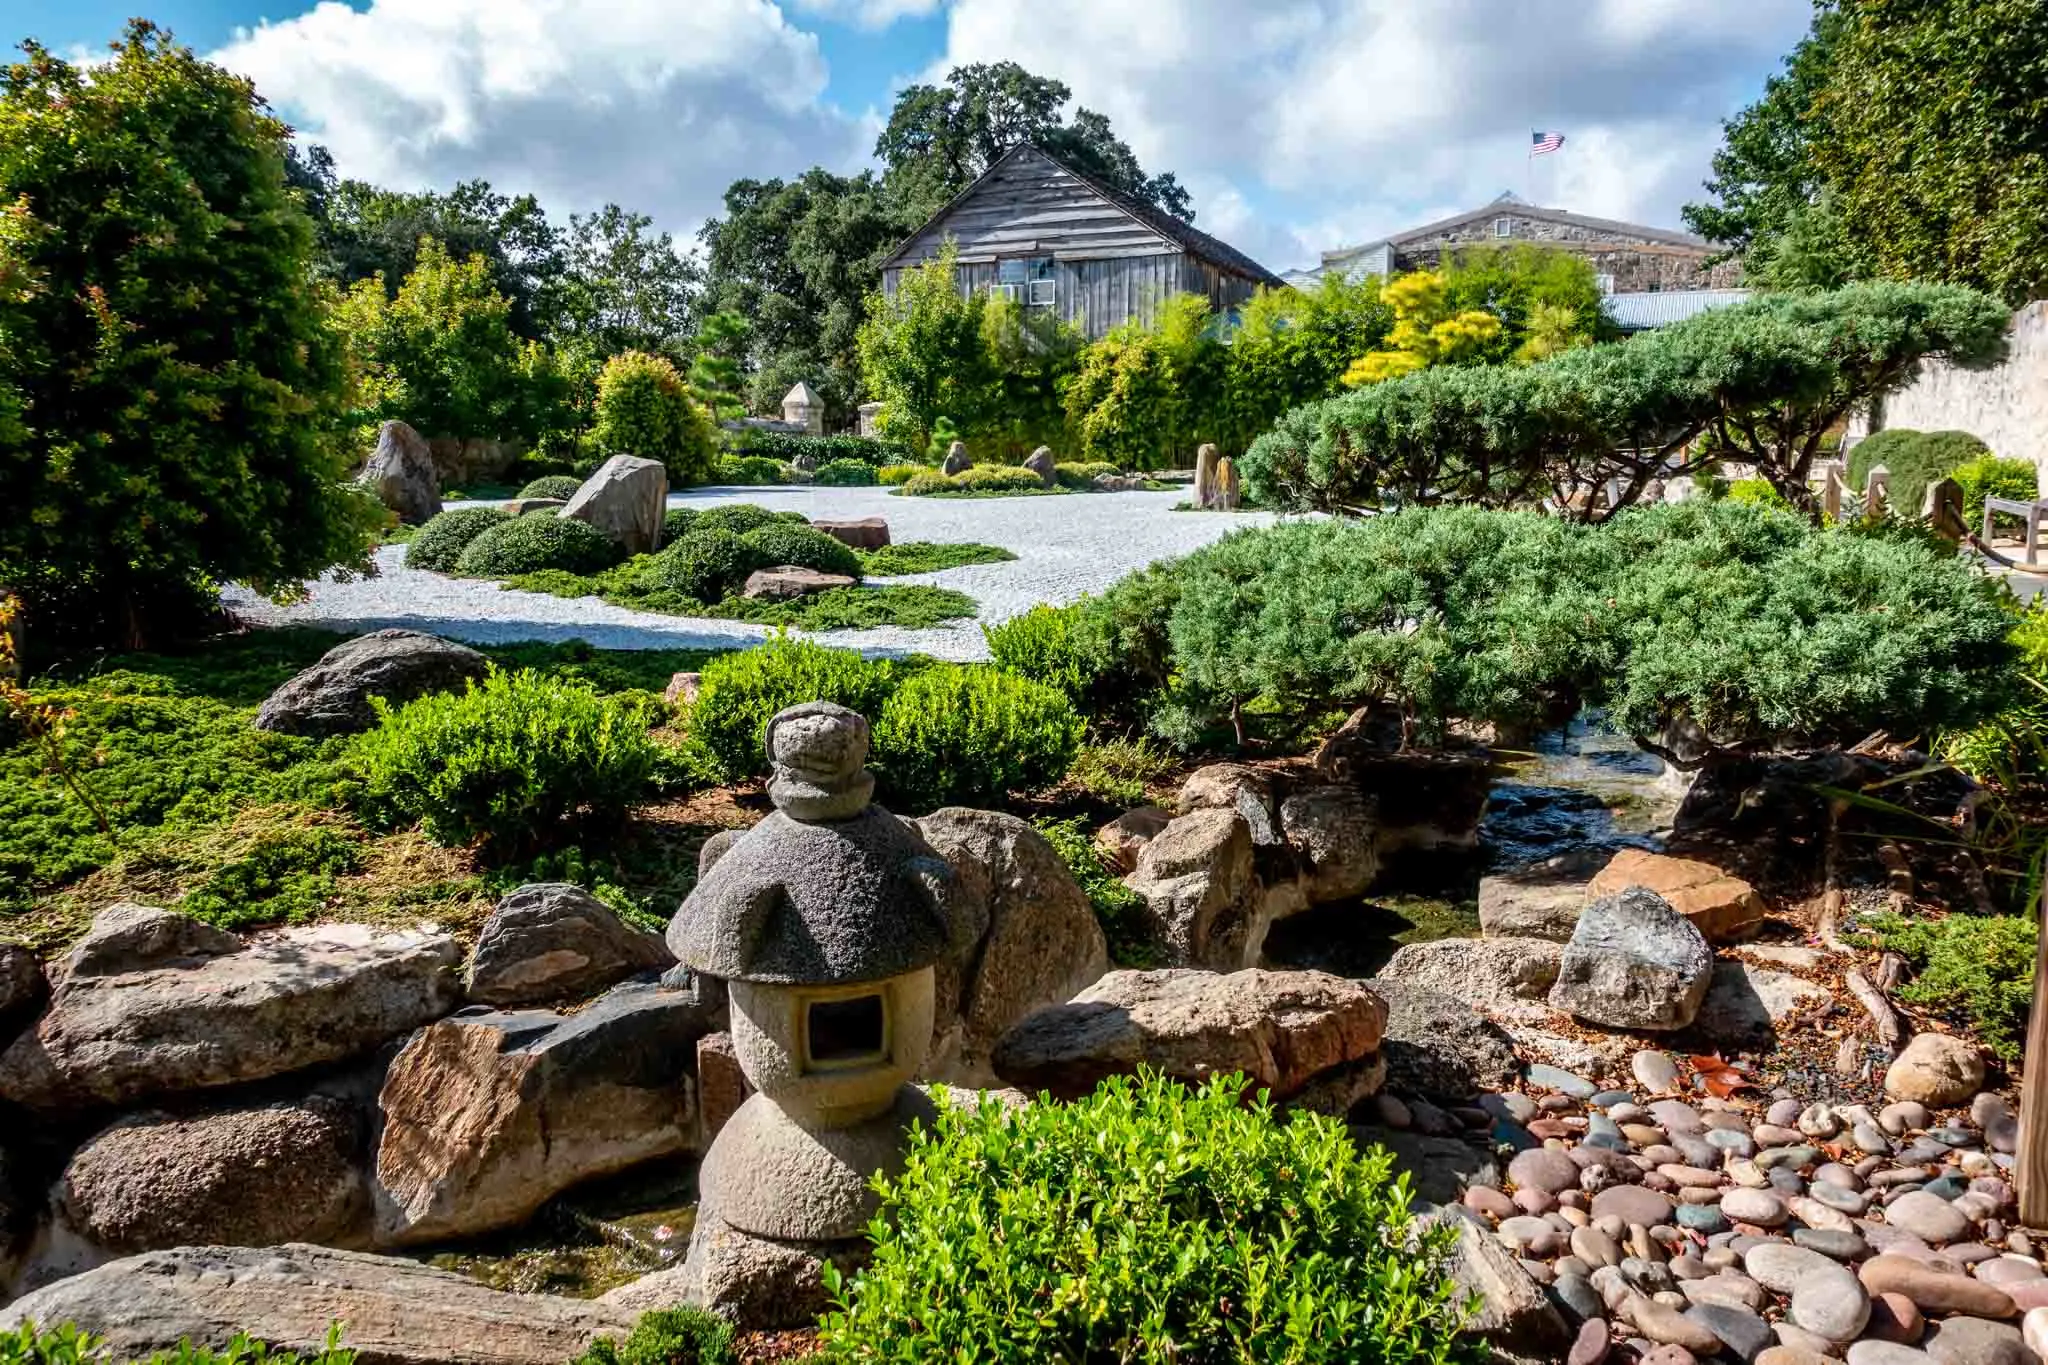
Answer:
[{"xmin": 1531, "ymin": 130, "xmax": 1566, "ymax": 156}]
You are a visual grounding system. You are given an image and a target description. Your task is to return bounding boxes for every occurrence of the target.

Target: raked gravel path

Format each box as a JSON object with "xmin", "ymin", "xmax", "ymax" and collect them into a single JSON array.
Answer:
[{"xmin": 223, "ymin": 485, "xmax": 1277, "ymax": 661}]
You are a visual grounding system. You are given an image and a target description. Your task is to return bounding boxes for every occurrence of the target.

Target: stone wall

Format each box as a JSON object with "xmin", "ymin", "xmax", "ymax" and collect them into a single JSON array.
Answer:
[{"xmin": 1847, "ymin": 301, "xmax": 2048, "ymax": 495}]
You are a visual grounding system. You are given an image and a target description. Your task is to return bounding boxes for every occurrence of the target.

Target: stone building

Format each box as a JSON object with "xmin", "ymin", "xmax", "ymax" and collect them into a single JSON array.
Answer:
[{"xmin": 1313, "ymin": 191, "xmax": 1743, "ymax": 299}]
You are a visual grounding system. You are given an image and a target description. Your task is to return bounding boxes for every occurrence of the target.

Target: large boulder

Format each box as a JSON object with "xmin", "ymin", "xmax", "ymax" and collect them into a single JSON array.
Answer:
[
  {"xmin": 991, "ymin": 967, "xmax": 1385, "ymax": 1102},
  {"xmin": 254, "ymin": 630, "xmax": 490, "ymax": 738},
  {"xmin": 812, "ymin": 517, "xmax": 890, "ymax": 550},
  {"xmin": 371, "ymin": 980, "xmax": 720, "ymax": 1246},
  {"xmin": 1884, "ymin": 1031, "xmax": 1987, "ymax": 1107},
  {"xmin": 940, "ymin": 441, "xmax": 972, "ymax": 475},
  {"xmin": 1022, "ymin": 446, "xmax": 1056, "ymax": 488},
  {"xmin": 465, "ymin": 884, "xmax": 673, "ymax": 1008},
  {"xmin": 741, "ymin": 566, "xmax": 857, "ymax": 600},
  {"xmin": 1278, "ymin": 784, "xmax": 1379, "ymax": 903},
  {"xmin": 1376, "ymin": 937, "xmax": 1562, "ymax": 1010},
  {"xmin": 1547, "ymin": 887, "xmax": 1713, "ymax": 1031},
  {"xmin": 1123, "ymin": 807, "xmax": 1264, "ymax": 970},
  {"xmin": 64, "ymin": 901, "xmax": 241, "ymax": 978},
  {"xmin": 358, "ymin": 420, "xmax": 441, "ymax": 526},
  {"xmin": 1363, "ymin": 977, "xmax": 1521, "ymax": 1099},
  {"xmin": 0, "ymin": 945, "xmax": 44, "ymax": 1048},
  {"xmin": 1587, "ymin": 848, "xmax": 1766, "ymax": 944},
  {"xmin": 1178, "ymin": 763, "xmax": 1282, "ymax": 845},
  {"xmin": 0, "ymin": 921, "xmax": 463, "ymax": 1113},
  {"xmin": 559, "ymin": 454, "xmax": 668, "ymax": 555},
  {"xmin": 0, "ymin": 1244, "xmax": 635, "ymax": 1365},
  {"xmin": 912, "ymin": 808, "xmax": 1109, "ymax": 1086},
  {"xmin": 1475, "ymin": 848, "xmax": 1607, "ymax": 941},
  {"xmin": 58, "ymin": 1098, "xmax": 368, "ymax": 1254}
]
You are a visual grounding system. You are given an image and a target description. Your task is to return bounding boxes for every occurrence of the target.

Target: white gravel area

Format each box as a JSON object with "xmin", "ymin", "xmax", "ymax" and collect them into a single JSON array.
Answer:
[{"xmin": 224, "ymin": 485, "xmax": 1276, "ymax": 661}]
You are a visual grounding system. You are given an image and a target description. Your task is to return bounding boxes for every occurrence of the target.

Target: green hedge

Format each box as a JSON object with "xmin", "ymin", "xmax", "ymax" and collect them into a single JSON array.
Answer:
[
  {"xmin": 453, "ymin": 514, "xmax": 623, "ymax": 578},
  {"xmin": 714, "ymin": 455, "xmax": 789, "ymax": 486},
  {"xmin": 356, "ymin": 669, "xmax": 658, "ymax": 851},
  {"xmin": 818, "ymin": 1073, "xmax": 1476, "ymax": 1363},
  {"xmin": 729, "ymin": 431, "xmax": 907, "ymax": 467},
  {"xmin": 814, "ymin": 458, "xmax": 879, "ymax": 486},
  {"xmin": 405, "ymin": 506, "xmax": 511, "ymax": 572},
  {"xmin": 1952, "ymin": 455, "xmax": 2038, "ymax": 524},
  {"xmin": 1055, "ymin": 460, "xmax": 1119, "ymax": 488},
  {"xmin": 1848, "ymin": 429, "xmax": 1993, "ymax": 517}
]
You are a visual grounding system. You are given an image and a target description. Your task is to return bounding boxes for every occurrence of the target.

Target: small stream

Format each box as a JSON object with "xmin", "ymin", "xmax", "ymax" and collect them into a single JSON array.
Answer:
[{"xmin": 1264, "ymin": 711, "xmax": 1683, "ymax": 980}]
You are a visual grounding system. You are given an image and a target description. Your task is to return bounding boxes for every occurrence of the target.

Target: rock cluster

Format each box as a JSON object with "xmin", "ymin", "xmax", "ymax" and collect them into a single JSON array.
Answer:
[{"xmin": 1434, "ymin": 1043, "xmax": 2039, "ymax": 1365}]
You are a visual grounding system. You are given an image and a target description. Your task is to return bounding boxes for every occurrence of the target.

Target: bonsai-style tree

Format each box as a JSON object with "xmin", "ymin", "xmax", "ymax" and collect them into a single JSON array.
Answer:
[{"xmin": 0, "ymin": 23, "xmax": 384, "ymax": 646}]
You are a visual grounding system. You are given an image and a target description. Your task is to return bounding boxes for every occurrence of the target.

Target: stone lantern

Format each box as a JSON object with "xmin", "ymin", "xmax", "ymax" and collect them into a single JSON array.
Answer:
[{"xmin": 666, "ymin": 701, "xmax": 961, "ymax": 1325}]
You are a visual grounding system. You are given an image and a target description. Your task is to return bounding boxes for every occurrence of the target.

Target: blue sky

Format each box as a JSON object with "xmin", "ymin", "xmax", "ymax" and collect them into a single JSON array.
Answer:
[{"xmin": 8, "ymin": 1, "xmax": 1814, "ymax": 273}]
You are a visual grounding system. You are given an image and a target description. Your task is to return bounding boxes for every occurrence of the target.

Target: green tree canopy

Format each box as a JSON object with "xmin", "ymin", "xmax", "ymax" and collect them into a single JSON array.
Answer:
[
  {"xmin": 855, "ymin": 244, "xmax": 1002, "ymax": 452},
  {"xmin": 1221, "ymin": 275, "xmax": 1392, "ymax": 450},
  {"xmin": 546, "ymin": 204, "xmax": 698, "ymax": 360},
  {"xmin": 876, "ymin": 62, "xmax": 1191, "ymax": 222},
  {"xmin": 335, "ymin": 238, "xmax": 570, "ymax": 447},
  {"xmin": 0, "ymin": 23, "xmax": 383, "ymax": 645}
]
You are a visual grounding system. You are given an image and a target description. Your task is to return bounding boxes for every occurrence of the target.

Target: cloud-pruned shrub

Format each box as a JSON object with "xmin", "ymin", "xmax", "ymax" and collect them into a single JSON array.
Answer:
[
  {"xmin": 739, "ymin": 524, "xmax": 863, "ymax": 580},
  {"xmin": 517, "ymin": 475, "xmax": 584, "ymax": 500}
]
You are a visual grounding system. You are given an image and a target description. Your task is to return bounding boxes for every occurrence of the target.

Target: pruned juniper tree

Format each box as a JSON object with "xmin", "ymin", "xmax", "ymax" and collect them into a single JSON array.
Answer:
[{"xmin": 1243, "ymin": 282, "xmax": 2011, "ymax": 524}]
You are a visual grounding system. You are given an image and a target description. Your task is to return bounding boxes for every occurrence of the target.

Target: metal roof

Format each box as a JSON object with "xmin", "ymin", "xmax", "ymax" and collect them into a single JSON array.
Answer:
[{"xmin": 1602, "ymin": 288, "xmax": 1754, "ymax": 331}]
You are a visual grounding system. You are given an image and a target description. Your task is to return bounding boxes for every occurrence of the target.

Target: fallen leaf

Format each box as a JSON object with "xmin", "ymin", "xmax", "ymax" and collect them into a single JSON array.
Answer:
[{"xmin": 1685, "ymin": 1053, "xmax": 1753, "ymax": 1098}]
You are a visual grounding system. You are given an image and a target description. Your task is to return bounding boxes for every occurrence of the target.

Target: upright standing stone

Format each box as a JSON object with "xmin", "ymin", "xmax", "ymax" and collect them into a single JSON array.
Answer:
[
  {"xmin": 1023, "ymin": 446, "xmax": 1057, "ymax": 488},
  {"xmin": 1193, "ymin": 443, "xmax": 1220, "ymax": 507},
  {"xmin": 560, "ymin": 454, "xmax": 668, "ymax": 555},
  {"xmin": 1217, "ymin": 457, "xmax": 1242, "ymax": 511},
  {"xmin": 940, "ymin": 442, "xmax": 973, "ymax": 476},
  {"xmin": 357, "ymin": 421, "xmax": 441, "ymax": 525}
]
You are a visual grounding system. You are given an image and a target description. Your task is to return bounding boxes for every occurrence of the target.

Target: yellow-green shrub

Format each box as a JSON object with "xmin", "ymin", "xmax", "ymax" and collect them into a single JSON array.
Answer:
[{"xmin": 592, "ymin": 351, "xmax": 717, "ymax": 487}]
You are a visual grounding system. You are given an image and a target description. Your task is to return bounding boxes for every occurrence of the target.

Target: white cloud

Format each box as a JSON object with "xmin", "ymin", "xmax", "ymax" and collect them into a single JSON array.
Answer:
[
  {"xmin": 935, "ymin": 0, "xmax": 1813, "ymax": 264},
  {"xmin": 788, "ymin": 0, "xmax": 946, "ymax": 30},
  {"xmin": 214, "ymin": 0, "xmax": 872, "ymax": 238}
]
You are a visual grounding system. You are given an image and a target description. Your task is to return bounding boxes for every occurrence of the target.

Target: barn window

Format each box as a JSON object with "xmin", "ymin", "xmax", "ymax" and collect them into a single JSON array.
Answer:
[
  {"xmin": 1494, "ymin": 217, "xmax": 1512, "ymax": 238},
  {"xmin": 997, "ymin": 257, "xmax": 1056, "ymax": 311},
  {"xmin": 1595, "ymin": 273, "xmax": 1615, "ymax": 295}
]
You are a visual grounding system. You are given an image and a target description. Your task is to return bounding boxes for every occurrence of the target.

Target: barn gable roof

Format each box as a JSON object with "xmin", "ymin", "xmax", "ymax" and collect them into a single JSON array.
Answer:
[{"xmin": 881, "ymin": 144, "xmax": 1284, "ymax": 288}]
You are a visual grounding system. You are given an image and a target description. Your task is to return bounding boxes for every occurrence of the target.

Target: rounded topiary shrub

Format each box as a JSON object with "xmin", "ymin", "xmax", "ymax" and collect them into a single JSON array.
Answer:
[
  {"xmin": 693, "ymin": 503, "xmax": 782, "ymax": 536},
  {"xmin": 653, "ymin": 529, "xmax": 762, "ymax": 603},
  {"xmin": 813, "ymin": 458, "xmax": 878, "ymax": 487},
  {"xmin": 453, "ymin": 514, "xmax": 624, "ymax": 578},
  {"xmin": 406, "ymin": 506, "xmax": 513, "ymax": 572},
  {"xmin": 662, "ymin": 507, "xmax": 700, "ymax": 545},
  {"xmin": 739, "ymin": 524, "xmax": 862, "ymax": 580},
  {"xmin": 686, "ymin": 637, "xmax": 902, "ymax": 781},
  {"xmin": 1847, "ymin": 428, "xmax": 1994, "ymax": 516},
  {"xmin": 517, "ymin": 475, "xmax": 584, "ymax": 501},
  {"xmin": 592, "ymin": 350, "xmax": 718, "ymax": 487},
  {"xmin": 871, "ymin": 663, "xmax": 1081, "ymax": 810},
  {"xmin": 355, "ymin": 669, "xmax": 659, "ymax": 851},
  {"xmin": 817, "ymin": 1072, "xmax": 1477, "ymax": 1364},
  {"xmin": 899, "ymin": 472, "xmax": 955, "ymax": 497}
]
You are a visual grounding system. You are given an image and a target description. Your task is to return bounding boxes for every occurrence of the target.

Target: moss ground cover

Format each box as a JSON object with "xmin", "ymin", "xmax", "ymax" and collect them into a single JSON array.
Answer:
[{"xmin": 857, "ymin": 541, "xmax": 1016, "ymax": 575}]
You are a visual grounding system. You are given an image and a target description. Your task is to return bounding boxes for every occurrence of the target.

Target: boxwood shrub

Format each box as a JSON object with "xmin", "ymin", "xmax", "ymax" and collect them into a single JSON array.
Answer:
[
  {"xmin": 516, "ymin": 475, "xmax": 584, "ymax": 501},
  {"xmin": 871, "ymin": 663, "xmax": 1080, "ymax": 810},
  {"xmin": 739, "ymin": 524, "xmax": 863, "ymax": 580},
  {"xmin": 654, "ymin": 529, "xmax": 762, "ymax": 603},
  {"xmin": 662, "ymin": 507, "xmax": 700, "ymax": 544},
  {"xmin": 453, "ymin": 514, "xmax": 624, "ymax": 578},
  {"xmin": 715, "ymin": 455, "xmax": 789, "ymax": 486},
  {"xmin": 730, "ymin": 431, "xmax": 905, "ymax": 467},
  {"xmin": 693, "ymin": 503, "xmax": 783, "ymax": 536},
  {"xmin": 686, "ymin": 638, "xmax": 904, "ymax": 781},
  {"xmin": 813, "ymin": 458, "xmax": 878, "ymax": 487},
  {"xmin": 818, "ymin": 1072, "xmax": 1476, "ymax": 1363},
  {"xmin": 898, "ymin": 472, "xmax": 955, "ymax": 497},
  {"xmin": 1848, "ymin": 428, "xmax": 1994, "ymax": 516},
  {"xmin": 355, "ymin": 669, "xmax": 659, "ymax": 851},
  {"xmin": 1055, "ymin": 460, "xmax": 1119, "ymax": 489},
  {"xmin": 953, "ymin": 465, "xmax": 1048, "ymax": 493},
  {"xmin": 405, "ymin": 506, "xmax": 512, "ymax": 572}
]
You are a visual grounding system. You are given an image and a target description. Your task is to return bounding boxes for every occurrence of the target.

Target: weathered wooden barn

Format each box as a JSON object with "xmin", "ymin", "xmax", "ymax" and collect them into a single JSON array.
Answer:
[{"xmin": 879, "ymin": 144, "xmax": 1285, "ymax": 339}]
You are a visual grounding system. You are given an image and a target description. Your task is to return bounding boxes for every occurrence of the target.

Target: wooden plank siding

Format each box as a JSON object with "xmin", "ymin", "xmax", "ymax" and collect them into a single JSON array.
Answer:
[{"xmin": 880, "ymin": 145, "xmax": 1277, "ymax": 340}]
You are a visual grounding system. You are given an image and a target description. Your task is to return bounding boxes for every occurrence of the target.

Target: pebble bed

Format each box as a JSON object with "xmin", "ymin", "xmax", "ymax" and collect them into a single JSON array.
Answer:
[
  {"xmin": 223, "ymin": 486, "xmax": 1274, "ymax": 662},
  {"xmin": 1426, "ymin": 1050, "xmax": 2040, "ymax": 1365}
]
